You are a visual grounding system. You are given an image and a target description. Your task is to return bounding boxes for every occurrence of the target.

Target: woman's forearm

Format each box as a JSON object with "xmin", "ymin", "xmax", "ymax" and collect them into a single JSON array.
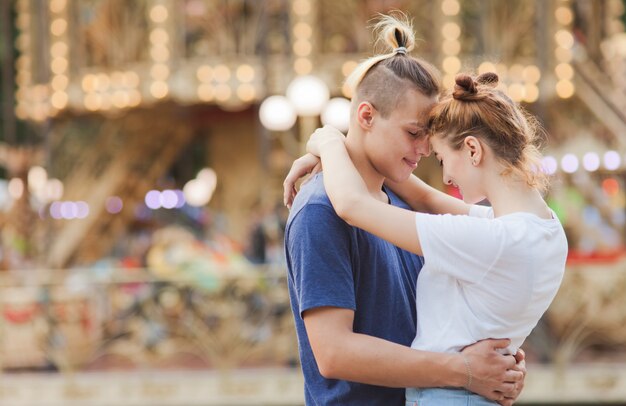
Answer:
[
  {"xmin": 318, "ymin": 138, "xmax": 372, "ymax": 216},
  {"xmin": 386, "ymin": 174, "xmax": 471, "ymax": 215}
]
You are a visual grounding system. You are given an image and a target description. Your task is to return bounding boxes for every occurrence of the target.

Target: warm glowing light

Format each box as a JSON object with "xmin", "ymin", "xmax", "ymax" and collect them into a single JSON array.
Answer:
[
  {"xmin": 15, "ymin": 34, "xmax": 30, "ymax": 51},
  {"xmin": 213, "ymin": 65, "xmax": 231, "ymax": 82},
  {"xmin": 197, "ymin": 65, "xmax": 213, "ymax": 82},
  {"xmin": 523, "ymin": 84, "xmax": 539, "ymax": 103},
  {"xmin": 215, "ymin": 84, "xmax": 232, "ymax": 101},
  {"xmin": 442, "ymin": 22, "xmax": 461, "ymax": 40},
  {"xmin": 150, "ymin": 28, "xmax": 169, "ymax": 44},
  {"xmin": 100, "ymin": 94, "xmax": 112, "ymax": 110},
  {"xmin": 151, "ymin": 64, "xmax": 170, "ymax": 80},
  {"xmin": 293, "ymin": 0, "xmax": 311, "ymax": 16},
  {"xmin": 259, "ymin": 95, "xmax": 297, "ymax": 131},
  {"xmin": 50, "ymin": 41, "xmax": 68, "ymax": 57},
  {"xmin": 555, "ymin": 29, "xmax": 574, "ymax": 49},
  {"xmin": 236, "ymin": 84, "xmax": 256, "ymax": 102},
  {"xmin": 128, "ymin": 90, "xmax": 142, "ymax": 107},
  {"xmin": 294, "ymin": 58, "xmax": 312, "ymax": 75},
  {"xmin": 97, "ymin": 73, "xmax": 111, "ymax": 90},
  {"xmin": 51, "ymin": 57, "xmax": 68, "ymax": 74},
  {"xmin": 508, "ymin": 83, "xmax": 525, "ymax": 102},
  {"xmin": 236, "ymin": 64, "xmax": 255, "ymax": 83},
  {"xmin": 442, "ymin": 0, "xmax": 460, "ymax": 16},
  {"xmin": 198, "ymin": 84, "xmax": 214, "ymax": 101},
  {"xmin": 478, "ymin": 62, "xmax": 496, "ymax": 74},
  {"xmin": 508, "ymin": 64, "xmax": 524, "ymax": 80},
  {"xmin": 495, "ymin": 63, "xmax": 509, "ymax": 79},
  {"xmin": 15, "ymin": 104, "xmax": 28, "ymax": 120},
  {"xmin": 8, "ymin": 178, "xmax": 24, "ymax": 200},
  {"xmin": 150, "ymin": 5, "xmax": 168, "ymax": 23},
  {"xmin": 16, "ymin": 14, "xmax": 30, "ymax": 31},
  {"xmin": 442, "ymin": 56, "xmax": 461, "ymax": 73},
  {"xmin": 123, "ymin": 71, "xmax": 140, "ymax": 88},
  {"xmin": 443, "ymin": 73, "xmax": 456, "ymax": 89},
  {"xmin": 150, "ymin": 81, "xmax": 169, "ymax": 98},
  {"xmin": 151, "ymin": 45, "xmax": 170, "ymax": 62},
  {"xmin": 555, "ymin": 63, "xmax": 574, "ymax": 80},
  {"xmin": 556, "ymin": 80, "xmax": 575, "ymax": 98},
  {"xmin": 84, "ymin": 93, "xmax": 102, "ymax": 111},
  {"xmin": 15, "ymin": 56, "xmax": 29, "ymax": 71},
  {"xmin": 111, "ymin": 71, "xmax": 125, "ymax": 86},
  {"xmin": 51, "ymin": 75, "xmax": 68, "ymax": 91},
  {"xmin": 321, "ymin": 97, "xmax": 351, "ymax": 132},
  {"xmin": 50, "ymin": 0, "xmax": 66, "ymax": 13},
  {"xmin": 28, "ymin": 166, "xmax": 48, "ymax": 193},
  {"xmin": 555, "ymin": 47, "xmax": 573, "ymax": 62},
  {"xmin": 294, "ymin": 22, "xmax": 312, "ymax": 39},
  {"xmin": 442, "ymin": 40, "xmax": 461, "ymax": 55},
  {"xmin": 602, "ymin": 178, "xmax": 620, "ymax": 196},
  {"xmin": 50, "ymin": 18, "xmax": 67, "ymax": 36},
  {"xmin": 51, "ymin": 91, "xmax": 68, "ymax": 109},
  {"xmin": 555, "ymin": 6, "xmax": 573, "ymax": 25},
  {"xmin": 522, "ymin": 65, "xmax": 541, "ymax": 83},
  {"xmin": 286, "ymin": 75, "xmax": 330, "ymax": 116},
  {"xmin": 294, "ymin": 40, "xmax": 312, "ymax": 57},
  {"xmin": 112, "ymin": 90, "xmax": 130, "ymax": 108}
]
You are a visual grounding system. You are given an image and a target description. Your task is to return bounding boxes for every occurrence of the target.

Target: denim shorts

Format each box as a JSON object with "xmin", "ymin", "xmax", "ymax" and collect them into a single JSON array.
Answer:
[{"xmin": 405, "ymin": 387, "xmax": 498, "ymax": 405}]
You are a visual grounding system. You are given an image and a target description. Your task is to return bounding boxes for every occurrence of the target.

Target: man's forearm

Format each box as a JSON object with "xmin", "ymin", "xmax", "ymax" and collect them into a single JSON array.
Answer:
[{"xmin": 319, "ymin": 331, "xmax": 466, "ymax": 388}]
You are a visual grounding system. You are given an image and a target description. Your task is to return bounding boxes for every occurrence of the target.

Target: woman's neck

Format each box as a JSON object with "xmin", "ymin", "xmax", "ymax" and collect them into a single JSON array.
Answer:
[{"xmin": 486, "ymin": 174, "xmax": 551, "ymax": 219}]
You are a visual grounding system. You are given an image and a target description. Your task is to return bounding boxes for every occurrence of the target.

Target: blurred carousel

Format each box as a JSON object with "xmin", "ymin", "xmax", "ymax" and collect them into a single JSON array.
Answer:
[{"xmin": 1, "ymin": 0, "xmax": 626, "ymax": 404}]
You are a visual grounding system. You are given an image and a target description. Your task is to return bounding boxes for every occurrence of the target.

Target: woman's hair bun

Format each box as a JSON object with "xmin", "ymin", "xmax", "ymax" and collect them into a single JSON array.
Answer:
[
  {"xmin": 453, "ymin": 74, "xmax": 477, "ymax": 100},
  {"xmin": 476, "ymin": 72, "xmax": 499, "ymax": 87}
]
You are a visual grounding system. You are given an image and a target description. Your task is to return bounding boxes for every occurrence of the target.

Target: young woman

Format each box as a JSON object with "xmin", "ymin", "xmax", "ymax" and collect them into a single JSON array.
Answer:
[{"xmin": 285, "ymin": 72, "xmax": 567, "ymax": 405}]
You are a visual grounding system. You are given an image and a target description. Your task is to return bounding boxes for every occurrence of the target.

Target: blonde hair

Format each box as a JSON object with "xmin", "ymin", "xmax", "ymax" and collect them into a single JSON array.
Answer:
[
  {"xmin": 429, "ymin": 72, "xmax": 549, "ymax": 192},
  {"xmin": 346, "ymin": 12, "xmax": 441, "ymax": 117}
]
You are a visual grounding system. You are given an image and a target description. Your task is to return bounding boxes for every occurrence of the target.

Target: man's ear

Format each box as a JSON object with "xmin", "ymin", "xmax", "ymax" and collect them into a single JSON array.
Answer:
[
  {"xmin": 356, "ymin": 101, "xmax": 376, "ymax": 131},
  {"xmin": 464, "ymin": 136, "xmax": 483, "ymax": 165}
]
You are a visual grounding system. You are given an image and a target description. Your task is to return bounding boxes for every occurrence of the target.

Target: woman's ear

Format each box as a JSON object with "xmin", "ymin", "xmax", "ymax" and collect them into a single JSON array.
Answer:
[
  {"xmin": 464, "ymin": 136, "xmax": 483, "ymax": 166},
  {"xmin": 356, "ymin": 102, "xmax": 376, "ymax": 131}
]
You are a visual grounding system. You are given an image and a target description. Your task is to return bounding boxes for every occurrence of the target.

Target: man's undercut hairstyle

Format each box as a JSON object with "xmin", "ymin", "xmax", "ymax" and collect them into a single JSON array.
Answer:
[{"xmin": 346, "ymin": 12, "xmax": 441, "ymax": 118}]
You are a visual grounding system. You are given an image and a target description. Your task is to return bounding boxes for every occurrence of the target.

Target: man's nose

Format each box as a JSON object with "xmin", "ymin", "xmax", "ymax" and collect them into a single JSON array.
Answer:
[{"xmin": 415, "ymin": 137, "xmax": 431, "ymax": 157}]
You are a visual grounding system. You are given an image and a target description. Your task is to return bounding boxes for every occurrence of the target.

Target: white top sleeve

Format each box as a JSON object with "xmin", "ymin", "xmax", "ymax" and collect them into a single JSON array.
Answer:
[{"xmin": 415, "ymin": 207, "xmax": 506, "ymax": 285}]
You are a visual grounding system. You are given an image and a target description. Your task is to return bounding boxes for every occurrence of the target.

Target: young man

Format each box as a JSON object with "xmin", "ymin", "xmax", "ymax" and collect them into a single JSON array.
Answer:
[{"xmin": 283, "ymin": 15, "xmax": 525, "ymax": 406}]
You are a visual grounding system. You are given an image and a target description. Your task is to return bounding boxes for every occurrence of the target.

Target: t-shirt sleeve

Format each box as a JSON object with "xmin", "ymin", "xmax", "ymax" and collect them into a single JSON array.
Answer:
[
  {"xmin": 415, "ymin": 212, "xmax": 505, "ymax": 284},
  {"xmin": 469, "ymin": 204, "xmax": 493, "ymax": 219},
  {"xmin": 286, "ymin": 204, "xmax": 356, "ymax": 318}
]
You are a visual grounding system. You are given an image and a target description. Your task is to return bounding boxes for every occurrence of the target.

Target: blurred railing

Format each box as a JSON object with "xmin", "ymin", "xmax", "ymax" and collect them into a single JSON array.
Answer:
[
  {"xmin": 0, "ymin": 266, "xmax": 298, "ymax": 373},
  {"xmin": 2, "ymin": 262, "xmax": 626, "ymax": 404}
]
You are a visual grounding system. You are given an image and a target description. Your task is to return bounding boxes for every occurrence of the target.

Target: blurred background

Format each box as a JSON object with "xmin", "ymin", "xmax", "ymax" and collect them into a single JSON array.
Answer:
[{"xmin": 0, "ymin": 0, "xmax": 625, "ymax": 405}]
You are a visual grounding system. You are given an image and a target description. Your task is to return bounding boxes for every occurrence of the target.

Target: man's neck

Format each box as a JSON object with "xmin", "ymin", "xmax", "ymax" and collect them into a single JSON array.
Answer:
[{"xmin": 344, "ymin": 129, "xmax": 389, "ymax": 203}]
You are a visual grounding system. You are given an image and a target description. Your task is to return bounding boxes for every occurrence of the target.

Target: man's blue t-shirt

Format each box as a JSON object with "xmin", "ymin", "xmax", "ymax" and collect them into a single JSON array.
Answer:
[{"xmin": 285, "ymin": 174, "xmax": 424, "ymax": 405}]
